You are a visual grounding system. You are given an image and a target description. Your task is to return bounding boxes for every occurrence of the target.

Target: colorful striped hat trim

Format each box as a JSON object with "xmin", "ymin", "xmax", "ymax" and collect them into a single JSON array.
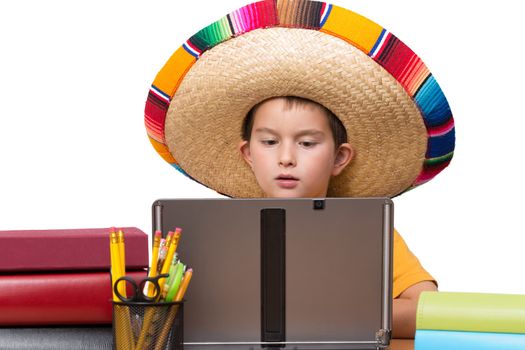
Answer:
[{"xmin": 144, "ymin": 0, "xmax": 455, "ymax": 197}]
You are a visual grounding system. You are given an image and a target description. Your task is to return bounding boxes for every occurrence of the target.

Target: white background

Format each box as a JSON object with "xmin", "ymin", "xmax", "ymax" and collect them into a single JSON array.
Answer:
[{"xmin": 1, "ymin": 0, "xmax": 523, "ymax": 294}]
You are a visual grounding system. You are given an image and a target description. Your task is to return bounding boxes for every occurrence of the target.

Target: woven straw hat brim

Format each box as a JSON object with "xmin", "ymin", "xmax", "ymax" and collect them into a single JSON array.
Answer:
[{"xmin": 165, "ymin": 28, "xmax": 427, "ymax": 198}]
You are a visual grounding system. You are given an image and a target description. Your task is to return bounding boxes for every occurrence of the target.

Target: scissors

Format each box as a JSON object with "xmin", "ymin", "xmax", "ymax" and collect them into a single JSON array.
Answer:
[{"xmin": 113, "ymin": 273, "xmax": 169, "ymax": 303}]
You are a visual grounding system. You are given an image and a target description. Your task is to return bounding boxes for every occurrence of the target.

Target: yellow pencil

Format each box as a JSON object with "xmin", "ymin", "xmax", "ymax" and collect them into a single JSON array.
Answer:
[
  {"xmin": 136, "ymin": 231, "xmax": 174, "ymax": 350},
  {"xmin": 109, "ymin": 228, "xmax": 119, "ymax": 302},
  {"xmin": 136, "ymin": 230, "xmax": 174, "ymax": 349},
  {"xmin": 158, "ymin": 229, "xmax": 181, "ymax": 293},
  {"xmin": 146, "ymin": 230, "xmax": 162, "ymax": 297},
  {"xmin": 139, "ymin": 228, "xmax": 184, "ymax": 350},
  {"xmin": 164, "ymin": 230, "xmax": 174, "ymax": 251},
  {"xmin": 155, "ymin": 238, "xmax": 166, "ymax": 275},
  {"xmin": 110, "ymin": 228, "xmax": 124, "ymax": 300},
  {"xmin": 117, "ymin": 228, "xmax": 126, "ymax": 276},
  {"xmin": 157, "ymin": 231, "xmax": 173, "ymax": 271},
  {"xmin": 117, "ymin": 230, "xmax": 126, "ymax": 296},
  {"xmin": 170, "ymin": 228, "xmax": 182, "ymax": 257},
  {"xmin": 110, "ymin": 228, "xmax": 133, "ymax": 350}
]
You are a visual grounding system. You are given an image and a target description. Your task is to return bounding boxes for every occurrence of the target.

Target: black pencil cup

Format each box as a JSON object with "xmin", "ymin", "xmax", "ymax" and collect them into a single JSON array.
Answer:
[{"xmin": 112, "ymin": 301, "xmax": 184, "ymax": 350}]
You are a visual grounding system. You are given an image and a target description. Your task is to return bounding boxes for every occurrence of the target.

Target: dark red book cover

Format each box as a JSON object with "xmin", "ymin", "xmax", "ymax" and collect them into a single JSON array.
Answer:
[
  {"xmin": 0, "ymin": 227, "xmax": 148, "ymax": 272},
  {"xmin": 0, "ymin": 270, "xmax": 147, "ymax": 325}
]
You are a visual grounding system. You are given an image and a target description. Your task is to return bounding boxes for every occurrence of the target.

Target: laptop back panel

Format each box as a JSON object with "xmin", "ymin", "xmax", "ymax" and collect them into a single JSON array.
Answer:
[{"xmin": 153, "ymin": 198, "xmax": 393, "ymax": 349}]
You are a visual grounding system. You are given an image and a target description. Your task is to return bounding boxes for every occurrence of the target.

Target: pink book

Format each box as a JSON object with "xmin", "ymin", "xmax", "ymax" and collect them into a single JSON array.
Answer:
[{"xmin": 1, "ymin": 227, "xmax": 148, "ymax": 272}]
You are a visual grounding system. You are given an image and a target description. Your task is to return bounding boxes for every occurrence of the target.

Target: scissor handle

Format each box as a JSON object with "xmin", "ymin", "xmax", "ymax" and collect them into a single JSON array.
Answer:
[
  {"xmin": 114, "ymin": 274, "xmax": 170, "ymax": 302},
  {"xmin": 114, "ymin": 276, "xmax": 139, "ymax": 302},
  {"xmin": 139, "ymin": 273, "xmax": 170, "ymax": 302}
]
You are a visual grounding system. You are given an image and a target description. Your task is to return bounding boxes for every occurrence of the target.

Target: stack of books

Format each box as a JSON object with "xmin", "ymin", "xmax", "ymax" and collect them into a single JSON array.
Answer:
[
  {"xmin": 0, "ymin": 227, "xmax": 148, "ymax": 349},
  {"xmin": 415, "ymin": 291, "xmax": 525, "ymax": 350}
]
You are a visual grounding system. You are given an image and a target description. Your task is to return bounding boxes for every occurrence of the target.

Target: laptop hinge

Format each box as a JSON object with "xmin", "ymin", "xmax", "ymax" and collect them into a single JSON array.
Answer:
[{"xmin": 375, "ymin": 328, "xmax": 391, "ymax": 347}]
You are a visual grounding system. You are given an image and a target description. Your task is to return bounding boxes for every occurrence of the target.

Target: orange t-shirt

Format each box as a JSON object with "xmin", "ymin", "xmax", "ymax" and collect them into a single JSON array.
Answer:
[{"xmin": 392, "ymin": 229, "xmax": 436, "ymax": 298}]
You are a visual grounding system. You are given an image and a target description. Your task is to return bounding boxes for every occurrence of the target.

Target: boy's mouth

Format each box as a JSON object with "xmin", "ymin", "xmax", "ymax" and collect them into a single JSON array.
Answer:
[{"xmin": 275, "ymin": 174, "xmax": 299, "ymax": 189}]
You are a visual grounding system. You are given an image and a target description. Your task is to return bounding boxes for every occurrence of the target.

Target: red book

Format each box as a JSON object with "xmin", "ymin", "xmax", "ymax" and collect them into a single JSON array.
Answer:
[
  {"xmin": 0, "ymin": 227, "xmax": 148, "ymax": 272},
  {"xmin": 0, "ymin": 270, "xmax": 147, "ymax": 325}
]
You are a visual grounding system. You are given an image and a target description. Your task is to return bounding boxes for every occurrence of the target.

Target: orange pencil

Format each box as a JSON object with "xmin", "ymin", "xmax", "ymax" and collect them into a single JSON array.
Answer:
[{"xmin": 174, "ymin": 268, "xmax": 193, "ymax": 302}]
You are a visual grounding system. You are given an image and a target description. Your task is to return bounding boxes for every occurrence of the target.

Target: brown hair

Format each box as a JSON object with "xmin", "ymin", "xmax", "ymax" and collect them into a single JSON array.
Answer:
[{"xmin": 241, "ymin": 96, "xmax": 348, "ymax": 147}]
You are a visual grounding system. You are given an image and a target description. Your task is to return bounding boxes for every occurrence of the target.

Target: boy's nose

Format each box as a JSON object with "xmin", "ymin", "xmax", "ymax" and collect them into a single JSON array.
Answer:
[{"xmin": 278, "ymin": 144, "xmax": 296, "ymax": 167}]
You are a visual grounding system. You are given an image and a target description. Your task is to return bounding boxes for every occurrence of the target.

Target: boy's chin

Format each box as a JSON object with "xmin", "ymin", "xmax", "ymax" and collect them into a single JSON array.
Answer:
[
  {"xmin": 264, "ymin": 189, "xmax": 324, "ymax": 199},
  {"xmin": 263, "ymin": 189, "xmax": 301, "ymax": 199}
]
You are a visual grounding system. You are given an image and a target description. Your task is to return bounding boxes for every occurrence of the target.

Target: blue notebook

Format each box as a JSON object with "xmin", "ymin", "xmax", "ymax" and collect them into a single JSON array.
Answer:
[{"xmin": 416, "ymin": 330, "xmax": 525, "ymax": 350}]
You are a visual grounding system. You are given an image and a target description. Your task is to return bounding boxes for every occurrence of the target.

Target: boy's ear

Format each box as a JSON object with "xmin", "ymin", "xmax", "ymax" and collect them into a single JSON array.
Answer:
[
  {"xmin": 238, "ymin": 140, "xmax": 253, "ymax": 167},
  {"xmin": 332, "ymin": 143, "xmax": 353, "ymax": 176}
]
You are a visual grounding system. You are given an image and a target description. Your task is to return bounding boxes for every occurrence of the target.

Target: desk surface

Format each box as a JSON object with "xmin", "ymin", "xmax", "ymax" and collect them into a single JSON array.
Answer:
[{"xmin": 390, "ymin": 339, "xmax": 414, "ymax": 350}]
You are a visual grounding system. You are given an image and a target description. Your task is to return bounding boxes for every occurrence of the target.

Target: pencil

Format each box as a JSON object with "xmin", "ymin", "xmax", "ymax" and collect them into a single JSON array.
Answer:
[
  {"xmin": 170, "ymin": 228, "xmax": 182, "ymax": 257},
  {"xmin": 164, "ymin": 230, "xmax": 174, "ymax": 251},
  {"xmin": 146, "ymin": 230, "xmax": 162, "ymax": 296},
  {"xmin": 117, "ymin": 228, "xmax": 126, "ymax": 278},
  {"xmin": 117, "ymin": 229, "xmax": 125, "ymax": 270},
  {"xmin": 109, "ymin": 228, "xmax": 119, "ymax": 302},
  {"xmin": 158, "ymin": 229, "xmax": 181, "ymax": 293},
  {"xmin": 110, "ymin": 228, "xmax": 133, "ymax": 350},
  {"xmin": 153, "ymin": 269, "xmax": 193, "ymax": 350},
  {"xmin": 136, "ymin": 231, "xmax": 176, "ymax": 350},
  {"xmin": 174, "ymin": 268, "xmax": 192, "ymax": 302},
  {"xmin": 138, "ymin": 230, "xmax": 182, "ymax": 350},
  {"xmin": 156, "ymin": 235, "xmax": 170, "ymax": 275},
  {"xmin": 110, "ymin": 228, "xmax": 125, "ymax": 300}
]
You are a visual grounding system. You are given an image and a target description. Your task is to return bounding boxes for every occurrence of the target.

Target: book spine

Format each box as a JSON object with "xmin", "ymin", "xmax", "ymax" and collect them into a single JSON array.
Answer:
[
  {"xmin": 0, "ymin": 270, "xmax": 146, "ymax": 326},
  {"xmin": 415, "ymin": 330, "xmax": 525, "ymax": 350},
  {"xmin": 416, "ymin": 291, "xmax": 525, "ymax": 334}
]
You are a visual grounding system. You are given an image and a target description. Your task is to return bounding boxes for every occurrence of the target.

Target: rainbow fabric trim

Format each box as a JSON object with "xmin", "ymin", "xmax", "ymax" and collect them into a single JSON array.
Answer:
[{"xmin": 144, "ymin": 0, "xmax": 455, "ymax": 194}]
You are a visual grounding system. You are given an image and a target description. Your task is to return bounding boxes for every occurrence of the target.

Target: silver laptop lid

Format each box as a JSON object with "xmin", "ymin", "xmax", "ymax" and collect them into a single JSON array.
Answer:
[{"xmin": 153, "ymin": 198, "xmax": 393, "ymax": 350}]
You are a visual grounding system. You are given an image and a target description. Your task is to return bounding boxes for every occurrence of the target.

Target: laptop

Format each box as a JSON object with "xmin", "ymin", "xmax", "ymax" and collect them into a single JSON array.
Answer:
[{"xmin": 152, "ymin": 198, "xmax": 393, "ymax": 349}]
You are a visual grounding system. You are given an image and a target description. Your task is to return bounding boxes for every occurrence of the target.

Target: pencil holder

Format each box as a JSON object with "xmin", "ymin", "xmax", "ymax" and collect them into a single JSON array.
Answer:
[{"xmin": 112, "ymin": 301, "xmax": 184, "ymax": 350}]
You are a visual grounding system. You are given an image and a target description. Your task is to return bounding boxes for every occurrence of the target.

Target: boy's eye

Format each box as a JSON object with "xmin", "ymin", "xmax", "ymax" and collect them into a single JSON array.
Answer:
[
  {"xmin": 261, "ymin": 139, "xmax": 278, "ymax": 146},
  {"xmin": 300, "ymin": 141, "xmax": 317, "ymax": 148}
]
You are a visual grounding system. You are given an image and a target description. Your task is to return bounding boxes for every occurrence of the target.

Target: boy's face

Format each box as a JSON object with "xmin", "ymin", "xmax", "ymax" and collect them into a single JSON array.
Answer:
[{"xmin": 239, "ymin": 98, "xmax": 353, "ymax": 198}]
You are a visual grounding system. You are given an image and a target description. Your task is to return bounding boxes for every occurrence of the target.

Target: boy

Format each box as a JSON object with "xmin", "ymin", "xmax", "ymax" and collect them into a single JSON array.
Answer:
[
  {"xmin": 238, "ymin": 96, "xmax": 437, "ymax": 339},
  {"xmin": 144, "ymin": 0, "xmax": 454, "ymax": 340}
]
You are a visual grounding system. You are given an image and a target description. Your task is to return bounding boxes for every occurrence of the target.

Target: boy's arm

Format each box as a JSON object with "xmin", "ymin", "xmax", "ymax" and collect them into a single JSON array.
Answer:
[{"xmin": 392, "ymin": 280, "xmax": 437, "ymax": 339}]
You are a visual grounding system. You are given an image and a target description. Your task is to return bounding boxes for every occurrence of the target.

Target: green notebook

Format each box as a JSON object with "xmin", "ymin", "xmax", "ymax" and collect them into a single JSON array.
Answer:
[{"xmin": 416, "ymin": 291, "xmax": 525, "ymax": 334}]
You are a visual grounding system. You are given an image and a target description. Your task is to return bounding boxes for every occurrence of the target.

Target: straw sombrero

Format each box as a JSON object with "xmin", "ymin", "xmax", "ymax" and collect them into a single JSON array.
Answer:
[{"xmin": 145, "ymin": 0, "xmax": 455, "ymax": 198}]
